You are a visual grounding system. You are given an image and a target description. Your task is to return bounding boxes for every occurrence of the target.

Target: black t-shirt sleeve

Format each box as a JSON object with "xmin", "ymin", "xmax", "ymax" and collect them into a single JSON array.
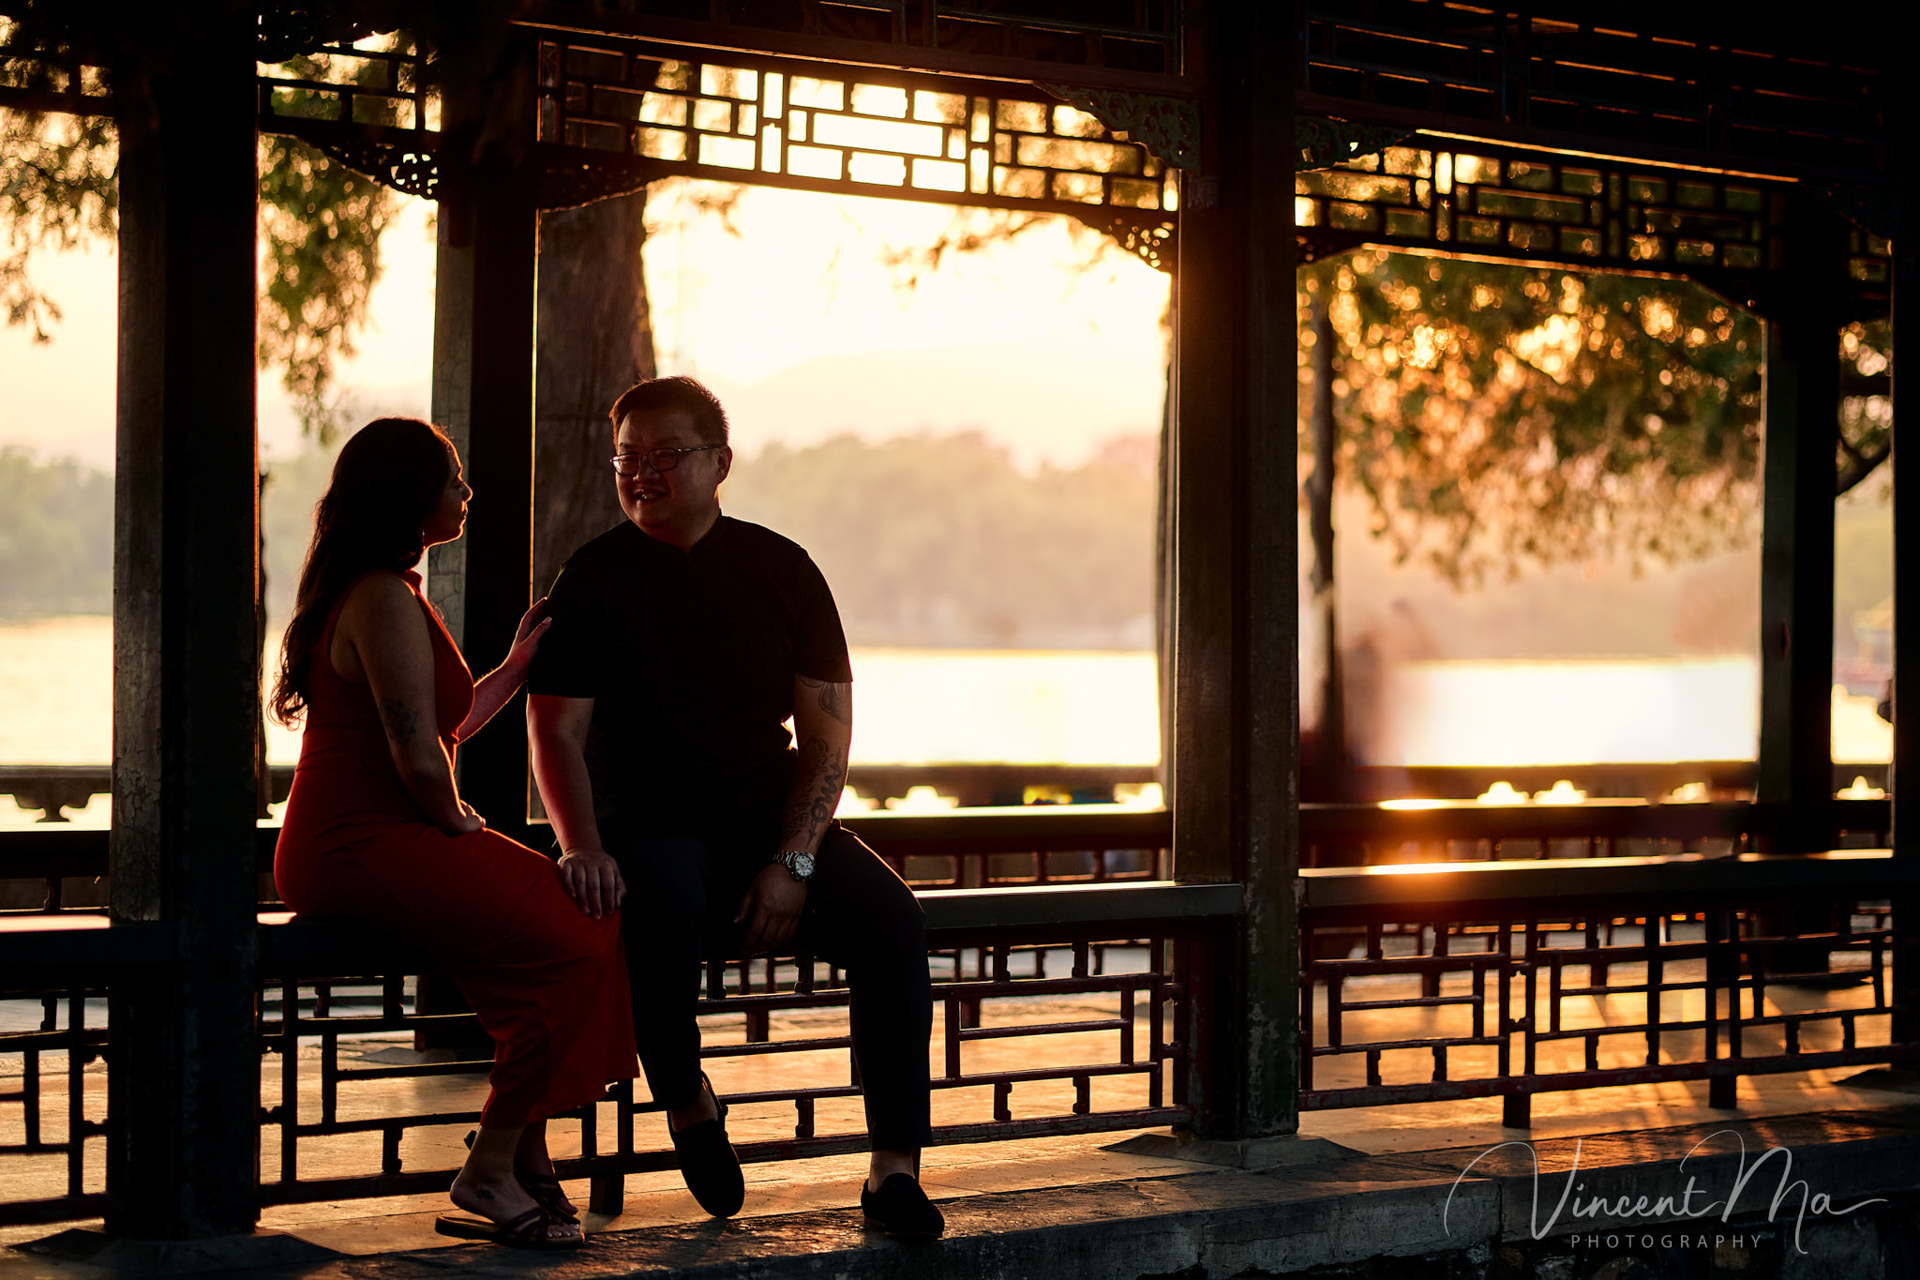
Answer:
[
  {"xmin": 793, "ymin": 553, "xmax": 853, "ymax": 683},
  {"xmin": 527, "ymin": 556, "xmax": 606, "ymax": 698}
]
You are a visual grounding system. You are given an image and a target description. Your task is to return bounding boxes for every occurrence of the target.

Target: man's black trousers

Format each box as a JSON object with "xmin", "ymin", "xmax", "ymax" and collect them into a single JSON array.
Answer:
[{"xmin": 608, "ymin": 820, "xmax": 933, "ymax": 1152}]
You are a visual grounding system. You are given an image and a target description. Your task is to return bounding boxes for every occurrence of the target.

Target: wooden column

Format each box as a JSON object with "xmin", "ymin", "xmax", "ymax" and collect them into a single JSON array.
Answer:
[
  {"xmin": 533, "ymin": 189, "xmax": 653, "ymax": 597},
  {"xmin": 1171, "ymin": 4, "xmax": 1300, "ymax": 1141},
  {"xmin": 1889, "ymin": 98, "xmax": 1917, "ymax": 1045},
  {"xmin": 107, "ymin": 0, "xmax": 262, "ymax": 1236},
  {"xmin": 1740, "ymin": 194, "xmax": 1849, "ymax": 1109},
  {"xmin": 429, "ymin": 46, "xmax": 539, "ymax": 844},
  {"xmin": 1755, "ymin": 194, "xmax": 1848, "ymax": 846}
]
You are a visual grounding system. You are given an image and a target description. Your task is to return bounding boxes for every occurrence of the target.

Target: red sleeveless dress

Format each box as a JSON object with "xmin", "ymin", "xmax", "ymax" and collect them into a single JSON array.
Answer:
[{"xmin": 274, "ymin": 570, "xmax": 635, "ymax": 1127}]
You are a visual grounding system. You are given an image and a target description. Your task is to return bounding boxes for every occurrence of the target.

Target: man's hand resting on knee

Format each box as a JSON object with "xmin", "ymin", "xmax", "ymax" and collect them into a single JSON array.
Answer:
[
  {"xmin": 735, "ymin": 864, "xmax": 807, "ymax": 954},
  {"xmin": 559, "ymin": 847, "xmax": 627, "ymax": 920}
]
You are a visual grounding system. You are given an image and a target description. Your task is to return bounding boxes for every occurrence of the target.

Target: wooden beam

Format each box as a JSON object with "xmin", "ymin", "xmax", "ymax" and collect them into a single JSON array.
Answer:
[{"xmin": 513, "ymin": 2, "xmax": 1192, "ymax": 97}]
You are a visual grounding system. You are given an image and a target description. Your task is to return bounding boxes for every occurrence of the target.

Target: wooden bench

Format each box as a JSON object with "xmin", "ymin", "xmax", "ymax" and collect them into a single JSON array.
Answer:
[{"xmin": 250, "ymin": 880, "xmax": 1238, "ymax": 1212}]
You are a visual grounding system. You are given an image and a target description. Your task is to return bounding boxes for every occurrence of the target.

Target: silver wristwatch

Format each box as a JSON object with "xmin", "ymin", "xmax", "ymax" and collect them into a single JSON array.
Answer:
[{"xmin": 774, "ymin": 848, "xmax": 816, "ymax": 882}]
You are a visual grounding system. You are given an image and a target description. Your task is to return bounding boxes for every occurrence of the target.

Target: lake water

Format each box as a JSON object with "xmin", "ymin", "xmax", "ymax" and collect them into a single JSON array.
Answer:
[
  {"xmin": 0, "ymin": 616, "xmax": 1164, "ymax": 826},
  {"xmin": 0, "ymin": 616, "xmax": 1891, "ymax": 828}
]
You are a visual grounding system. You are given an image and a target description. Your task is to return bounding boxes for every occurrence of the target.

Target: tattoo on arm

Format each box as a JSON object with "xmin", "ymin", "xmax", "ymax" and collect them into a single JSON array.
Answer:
[
  {"xmin": 781, "ymin": 736, "xmax": 846, "ymax": 849},
  {"xmin": 379, "ymin": 698, "xmax": 421, "ymax": 745},
  {"xmin": 799, "ymin": 675, "xmax": 851, "ymax": 727}
]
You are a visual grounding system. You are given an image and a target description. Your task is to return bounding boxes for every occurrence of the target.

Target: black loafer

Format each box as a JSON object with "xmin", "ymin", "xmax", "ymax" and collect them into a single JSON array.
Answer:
[
  {"xmin": 668, "ymin": 1073, "xmax": 744, "ymax": 1217},
  {"xmin": 860, "ymin": 1173, "xmax": 945, "ymax": 1240}
]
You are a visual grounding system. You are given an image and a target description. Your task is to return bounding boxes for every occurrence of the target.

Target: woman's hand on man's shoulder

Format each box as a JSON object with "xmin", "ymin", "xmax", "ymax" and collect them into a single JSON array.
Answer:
[{"xmin": 506, "ymin": 595, "xmax": 555, "ymax": 674}]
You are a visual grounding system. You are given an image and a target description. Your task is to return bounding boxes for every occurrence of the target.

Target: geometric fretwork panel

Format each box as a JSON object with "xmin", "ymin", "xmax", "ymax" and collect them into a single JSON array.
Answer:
[
  {"xmin": 1296, "ymin": 143, "xmax": 1776, "ymax": 277},
  {"xmin": 257, "ymin": 39, "xmax": 432, "ymax": 131},
  {"xmin": 1301, "ymin": 898, "xmax": 1909, "ymax": 1115},
  {"xmin": 536, "ymin": 40, "xmax": 1178, "ymax": 219}
]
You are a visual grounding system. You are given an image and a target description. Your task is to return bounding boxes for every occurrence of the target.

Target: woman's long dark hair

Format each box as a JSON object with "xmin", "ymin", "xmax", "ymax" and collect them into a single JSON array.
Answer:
[{"xmin": 271, "ymin": 418, "xmax": 456, "ymax": 725}]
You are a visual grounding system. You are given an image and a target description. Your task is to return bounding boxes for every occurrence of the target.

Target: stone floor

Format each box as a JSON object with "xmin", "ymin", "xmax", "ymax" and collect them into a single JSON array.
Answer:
[
  {"xmin": 4, "ymin": 961, "xmax": 1917, "ymax": 1277},
  {"xmin": 4, "ymin": 1063, "xmax": 1920, "ymax": 1278}
]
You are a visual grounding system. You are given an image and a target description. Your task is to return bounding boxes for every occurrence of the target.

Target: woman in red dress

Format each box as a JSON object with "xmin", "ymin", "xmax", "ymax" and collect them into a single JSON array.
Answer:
[{"xmin": 272, "ymin": 418, "xmax": 635, "ymax": 1249}]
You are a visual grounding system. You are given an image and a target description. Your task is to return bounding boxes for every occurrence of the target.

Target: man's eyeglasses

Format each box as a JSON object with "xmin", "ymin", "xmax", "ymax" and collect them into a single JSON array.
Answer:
[{"xmin": 610, "ymin": 445, "xmax": 722, "ymax": 476}]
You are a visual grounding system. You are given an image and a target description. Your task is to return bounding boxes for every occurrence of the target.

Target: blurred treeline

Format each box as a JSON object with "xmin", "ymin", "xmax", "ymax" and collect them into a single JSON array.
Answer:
[
  {"xmin": 0, "ymin": 447, "xmax": 112, "ymax": 616},
  {"xmin": 0, "ymin": 431, "xmax": 1159, "ymax": 646},
  {"xmin": 0, "ymin": 445, "xmax": 337, "ymax": 623},
  {"xmin": 256, "ymin": 429, "xmax": 1161, "ymax": 648},
  {"xmin": 723, "ymin": 431, "xmax": 1157, "ymax": 649},
  {"xmin": 260, "ymin": 444, "xmax": 345, "ymax": 626},
  {"xmin": 4, "ymin": 424, "xmax": 1887, "ymax": 659}
]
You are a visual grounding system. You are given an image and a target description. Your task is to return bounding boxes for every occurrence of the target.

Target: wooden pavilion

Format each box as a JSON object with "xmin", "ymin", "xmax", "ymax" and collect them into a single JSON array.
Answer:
[{"xmin": 0, "ymin": 0, "xmax": 1911, "ymax": 1241}]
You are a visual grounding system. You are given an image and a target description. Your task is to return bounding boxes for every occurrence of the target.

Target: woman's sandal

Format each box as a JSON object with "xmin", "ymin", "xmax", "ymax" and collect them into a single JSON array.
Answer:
[
  {"xmin": 435, "ymin": 1205, "xmax": 583, "ymax": 1249},
  {"xmin": 464, "ymin": 1130, "xmax": 580, "ymax": 1224},
  {"xmin": 516, "ymin": 1168, "xmax": 580, "ymax": 1224}
]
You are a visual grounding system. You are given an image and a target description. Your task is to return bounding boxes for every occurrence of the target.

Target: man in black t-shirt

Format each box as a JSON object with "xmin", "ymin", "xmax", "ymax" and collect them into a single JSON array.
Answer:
[{"xmin": 527, "ymin": 376, "xmax": 940, "ymax": 1238}]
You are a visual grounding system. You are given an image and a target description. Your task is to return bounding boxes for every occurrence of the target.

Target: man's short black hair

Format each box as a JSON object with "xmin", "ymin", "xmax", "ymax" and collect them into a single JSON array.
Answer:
[{"xmin": 608, "ymin": 375, "xmax": 730, "ymax": 447}]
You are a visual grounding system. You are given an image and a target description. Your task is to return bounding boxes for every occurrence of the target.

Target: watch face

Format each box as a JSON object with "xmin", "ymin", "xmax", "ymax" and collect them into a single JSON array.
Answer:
[{"xmin": 783, "ymin": 850, "xmax": 815, "ymax": 879}]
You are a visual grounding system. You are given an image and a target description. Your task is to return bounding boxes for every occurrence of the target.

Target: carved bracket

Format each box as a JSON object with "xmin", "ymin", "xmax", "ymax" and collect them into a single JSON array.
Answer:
[
  {"xmin": 1070, "ymin": 211, "xmax": 1176, "ymax": 273},
  {"xmin": 1297, "ymin": 116, "xmax": 1412, "ymax": 171},
  {"xmin": 312, "ymin": 139, "xmax": 440, "ymax": 200},
  {"xmin": 311, "ymin": 135, "xmax": 669, "ymax": 210},
  {"xmin": 1039, "ymin": 83, "xmax": 1199, "ymax": 170}
]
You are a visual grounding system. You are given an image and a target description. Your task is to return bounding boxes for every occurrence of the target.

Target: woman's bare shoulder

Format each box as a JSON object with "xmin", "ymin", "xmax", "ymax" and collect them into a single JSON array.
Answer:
[
  {"xmin": 339, "ymin": 570, "xmax": 420, "ymax": 617},
  {"xmin": 333, "ymin": 572, "xmax": 430, "ymax": 678}
]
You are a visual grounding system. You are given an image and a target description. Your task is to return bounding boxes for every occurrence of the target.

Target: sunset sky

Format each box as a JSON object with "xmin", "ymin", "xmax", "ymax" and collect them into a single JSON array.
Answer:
[{"xmin": 0, "ymin": 179, "xmax": 1171, "ymax": 472}]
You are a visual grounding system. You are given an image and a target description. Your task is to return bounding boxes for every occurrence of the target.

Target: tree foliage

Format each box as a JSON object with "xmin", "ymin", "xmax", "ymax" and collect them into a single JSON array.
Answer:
[
  {"xmin": 877, "ymin": 203, "xmax": 1161, "ymax": 311},
  {"xmin": 0, "ymin": 101, "xmax": 115, "ymax": 342},
  {"xmin": 1303, "ymin": 247, "xmax": 1894, "ymax": 587},
  {"xmin": 1, "ymin": 24, "xmax": 398, "ymax": 438},
  {"xmin": 1837, "ymin": 318, "xmax": 1892, "ymax": 495},
  {"xmin": 256, "ymin": 50, "xmax": 400, "ymax": 439},
  {"xmin": 1, "ymin": 8, "xmax": 112, "ymax": 338},
  {"xmin": 1302, "ymin": 250, "xmax": 1769, "ymax": 586}
]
